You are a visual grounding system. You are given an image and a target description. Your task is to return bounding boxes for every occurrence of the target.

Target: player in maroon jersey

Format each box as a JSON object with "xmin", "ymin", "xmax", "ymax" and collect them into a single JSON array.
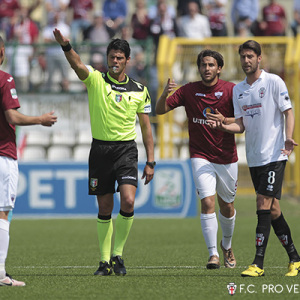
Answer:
[
  {"xmin": 0, "ymin": 36, "xmax": 57, "ymax": 286},
  {"xmin": 156, "ymin": 49, "xmax": 237, "ymax": 269}
]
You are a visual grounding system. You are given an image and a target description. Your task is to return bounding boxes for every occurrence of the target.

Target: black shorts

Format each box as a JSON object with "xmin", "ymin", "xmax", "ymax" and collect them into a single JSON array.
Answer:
[
  {"xmin": 249, "ymin": 160, "xmax": 286, "ymax": 200},
  {"xmin": 89, "ymin": 139, "xmax": 138, "ymax": 195}
]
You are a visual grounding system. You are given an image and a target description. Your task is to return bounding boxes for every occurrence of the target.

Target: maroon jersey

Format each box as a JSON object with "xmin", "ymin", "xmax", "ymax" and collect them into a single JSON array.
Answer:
[
  {"xmin": 263, "ymin": 3, "xmax": 286, "ymax": 36},
  {"xmin": 69, "ymin": 0, "xmax": 93, "ymax": 20},
  {"xmin": 167, "ymin": 79, "xmax": 238, "ymax": 164},
  {"xmin": 0, "ymin": 0, "xmax": 20, "ymax": 18},
  {"xmin": 0, "ymin": 70, "xmax": 20, "ymax": 160}
]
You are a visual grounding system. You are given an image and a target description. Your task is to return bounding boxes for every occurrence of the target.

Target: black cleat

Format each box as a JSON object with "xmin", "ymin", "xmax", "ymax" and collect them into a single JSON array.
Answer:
[
  {"xmin": 110, "ymin": 255, "xmax": 127, "ymax": 276},
  {"xmin": 94, "ymin": 260, "xmax": 112, "ymax": 276}
]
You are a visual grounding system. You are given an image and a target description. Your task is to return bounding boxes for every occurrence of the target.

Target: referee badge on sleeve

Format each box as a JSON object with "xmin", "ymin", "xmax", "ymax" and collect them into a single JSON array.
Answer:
[{"xmin": 90, "ymin": 178, "xmax": 98, "ymax": 191}]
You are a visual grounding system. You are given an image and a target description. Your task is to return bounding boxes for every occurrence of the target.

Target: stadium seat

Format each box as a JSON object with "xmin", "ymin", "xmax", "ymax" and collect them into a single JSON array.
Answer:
[
  {"xmin": 76, "ymin": 129, "xmax": 93, "ymax": 145},
  {"xmin": 51, "ymin": 130, "xmax": 76, "ymax": 147},
  {"xmin": 179, "ymin": 145, "xmax": 190, "ymax": 160},
  {"xmin": 73, "ymin": 145, "xmax": 90, "ymax": 161},
  {"xmin": 25, "ymin": 130, "xmax": 51, "ymax": 147},
  {"xmin": 21, "ymin": 146, "xmax": 47, "ymax": 161},
  {"xmin": 137, "ymin": 143, "xmax": 147, "ymax": 160},
  {"xmin": 47, "ymin": 145, "xmax": 72, "ymax": 161}
]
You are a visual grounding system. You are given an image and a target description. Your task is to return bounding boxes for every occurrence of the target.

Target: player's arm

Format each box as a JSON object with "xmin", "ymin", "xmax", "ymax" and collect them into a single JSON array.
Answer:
[
  {"xmin": 53, "ymin": 28, "xmax": 89, "ymax": 81},
  {"xmin": 207, "ymin": 116, "xmax": 245, "ymax": 134},
  {"xmin": 5, "ymin": 108, "xmax": 57, "ymax": 127},
  {"xmin": 137, "ymin": 112, "xmax": 155, "ymax": 185},
  {"xmin": 155, "ymin": 78, "xmax": 177, "ymax": 115},
  {"xmin": 282, "ymin": 108, "xmax": 298, "ymax": 156},
  {"xmin": 206, "ymin": 108, "xmax": 235, "ymax": 125}
]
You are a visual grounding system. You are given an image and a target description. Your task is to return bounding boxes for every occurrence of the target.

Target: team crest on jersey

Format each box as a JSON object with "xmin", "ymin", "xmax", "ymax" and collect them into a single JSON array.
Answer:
[
  {"xmin": 215, "ymin": 91, "xmax": 223, "ymax": 99},
  {"xmin": 259, "ymin": 87, "xmax": 266, "ymax": 98},
  {"xmin": 90, "ymin": 178, "xmax": 98, "ymax": 191},
  {"xmin": 203, "ymin": 107, "xmax": 214, "ymax": 117},
  {"xmin": 115, "ymin": 94, "xmax": 122, "ymax": 102}
]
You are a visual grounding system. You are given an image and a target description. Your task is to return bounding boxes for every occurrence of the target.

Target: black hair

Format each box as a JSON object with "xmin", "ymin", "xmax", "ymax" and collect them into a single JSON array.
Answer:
[
  {"xmin": 238, "ymin": 40, "xmax": 261, "ymax": 56},
  {"xmin": 197, "ymin": 49, "xmax": 224, "ymax": 69},
  {"xmin": 106, "ymin": 39, "xmax": 131, "ymax": 59}
]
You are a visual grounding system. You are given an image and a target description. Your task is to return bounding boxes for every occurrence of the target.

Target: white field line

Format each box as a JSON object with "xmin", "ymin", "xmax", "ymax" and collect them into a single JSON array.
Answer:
[{"xmin": 10, "ymin": 265, "xmax": 287, "ymax": 269}]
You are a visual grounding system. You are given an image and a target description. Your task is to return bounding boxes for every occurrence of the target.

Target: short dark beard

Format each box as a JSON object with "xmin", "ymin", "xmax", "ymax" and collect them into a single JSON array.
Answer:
[{"xmin": 201, "ymin": 75, "xmax": 218, "ymax": 85}]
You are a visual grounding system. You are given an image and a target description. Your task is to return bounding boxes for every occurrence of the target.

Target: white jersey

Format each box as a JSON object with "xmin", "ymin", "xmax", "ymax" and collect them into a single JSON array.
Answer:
[{"xmin": 233, "ymin": 70, "xmax": 292, "ymax": 167}]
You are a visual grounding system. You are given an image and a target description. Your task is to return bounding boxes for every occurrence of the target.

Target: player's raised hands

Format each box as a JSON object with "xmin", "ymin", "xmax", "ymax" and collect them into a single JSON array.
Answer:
[
  {"xmin": 162, "ymin": 78, "xmax": 177, "ymax": 97},
  {"xmin": 53, "ymin": 28, "xmax": 69, "ymax": 46}
]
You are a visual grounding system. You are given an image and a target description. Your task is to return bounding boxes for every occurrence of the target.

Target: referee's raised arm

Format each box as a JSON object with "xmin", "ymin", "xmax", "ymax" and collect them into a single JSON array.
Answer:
[{"xmin": 53, "ymin": 28, "xmax": 89, "ymax": 81}]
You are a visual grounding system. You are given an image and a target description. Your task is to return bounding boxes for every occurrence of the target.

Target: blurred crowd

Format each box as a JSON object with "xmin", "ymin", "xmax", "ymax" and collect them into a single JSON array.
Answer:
[{"xmin": 0, "ymin": 0, "xmax": 299, "ymax": 94}]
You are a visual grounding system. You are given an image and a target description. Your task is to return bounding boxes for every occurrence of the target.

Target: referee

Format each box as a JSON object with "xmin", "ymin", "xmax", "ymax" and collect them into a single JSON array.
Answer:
[{"xmin": 53, "ymin": 28, "xmax": 155, "ymax": 276}]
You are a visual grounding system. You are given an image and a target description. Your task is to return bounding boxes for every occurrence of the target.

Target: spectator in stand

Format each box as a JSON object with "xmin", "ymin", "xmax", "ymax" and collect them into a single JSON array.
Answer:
[
  {"xmin": 102, "ymin": 0, "xmax": 127, "ymax": 38},
  {"xmin": 0, "ymin": 0, "xmax": 21, "ymax": 39},
  {"xmin": 131, "ymin": 0, "xmax": 150, "ymax": 41},
  {"xmin": 231, "ymin": 0, "xmax": 259, "ymax": 37},
  {"xmin": 120, "ymin": 24, "xmax": 147, "ymax": 85},
  {"xmin": 90, "ymin": 53, "xmax": 107, "ymax": 73},
  {"xmin": 45, "ymin": 0, "xmax": 70, "ymax": 26},
  {"xmin": 178, "ymin": 2, "xmax": 211, "ymax": 39},
  {"xmin": 291, "ymin": 0, "xmax": 300, "ymax": 37},
  {"xmin": 149, "ymin": 0, "xmax": 178, "ymax": 117},
  {"xmin": 68, "ymin": 0, "xmax": 93, "ymax": 43},
  {"xmin": 202, "ymin": 0, "xmax": 228, "ymax": 37},
  {"xmin": 148, "ymin": 0, "xmax": 176, "ymax": 20},
  {"xmin": 84, "ymin": 11, "xmax": 110, "ymax": 56},
  {"xmin": 149, "ymin": 0, "xmax": 178, "ymax": 54},
  {"xmin": 26, "ymin": 0, "xmax": 43, "ymax": 30},
  {"xmin": 6, "ymin": 6, "xmax": 39, "ymax": 92},
  {"xmin": 42, "ymin": 12, "xmax": 70, "ymax": 92},
  {"xmin": 260, "ymin": 0, "xmax": 286, "ymax": 36},
  {"xmin": 176, "ymin": 0, "xmax": 201, "ymax": 17}
]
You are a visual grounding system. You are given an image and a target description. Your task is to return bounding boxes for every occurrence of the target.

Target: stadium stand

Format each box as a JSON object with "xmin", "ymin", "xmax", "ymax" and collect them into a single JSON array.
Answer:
[
  {"xmin": 47, "ymin": 145, "xmax": 73, "ymax": 161},
  {"xmin": 22, "ymin": 146, "xmax": 47, "ymax": 162}
]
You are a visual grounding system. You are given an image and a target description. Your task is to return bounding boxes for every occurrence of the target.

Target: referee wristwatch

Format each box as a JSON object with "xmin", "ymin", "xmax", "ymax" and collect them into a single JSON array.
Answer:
[{"xmin": 146, "ymin": 161, "xmax": 156, "ymax": 169}]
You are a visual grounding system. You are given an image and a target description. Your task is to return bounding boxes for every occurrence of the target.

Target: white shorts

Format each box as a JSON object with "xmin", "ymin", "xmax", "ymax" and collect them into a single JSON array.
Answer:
[
  {"xmin": 0, "ymin": 156, "xmax": 18, "ymax": 211},
  {"xmin": 191, "ymin": 158, "xmax": 238, "ymax": 203}
]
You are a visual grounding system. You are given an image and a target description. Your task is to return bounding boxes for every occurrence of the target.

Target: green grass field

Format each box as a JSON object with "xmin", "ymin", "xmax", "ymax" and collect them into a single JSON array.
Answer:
[{"xmin": 2, "ymin": 195, "xmax": 300, "ymax": 299}]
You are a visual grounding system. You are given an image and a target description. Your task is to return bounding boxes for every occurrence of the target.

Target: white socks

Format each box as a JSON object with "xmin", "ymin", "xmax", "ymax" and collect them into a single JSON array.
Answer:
[
  {"xmin": 200, "ymin": 210, "xmax": 236, "ymax": 256},
  {"xmin": 219, "ymin": 210, "xmax": 236, "ymax": 250},
  {"xmin": 0, "ymin": 219, "xmax": 10, "ymax": 279},
  {"xmin": 200, "ymin": 213, "xmax": 218, "ymax": 257}
]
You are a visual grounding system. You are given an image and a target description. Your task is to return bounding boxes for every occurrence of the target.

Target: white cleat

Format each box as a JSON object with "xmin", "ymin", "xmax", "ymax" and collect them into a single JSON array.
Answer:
[{"xmin": 0, "ymin": 276, "xmax": 26, "ymax": 286}]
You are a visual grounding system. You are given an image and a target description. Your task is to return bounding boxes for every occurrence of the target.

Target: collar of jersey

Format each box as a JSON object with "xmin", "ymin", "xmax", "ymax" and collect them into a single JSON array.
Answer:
[
  {"xmin": 243, "ymin": 69, "xmax": 264, "ymax": 86},
  {"xmin": 107, "ymin": 72, "xmax": 129, "ymax": 85}
]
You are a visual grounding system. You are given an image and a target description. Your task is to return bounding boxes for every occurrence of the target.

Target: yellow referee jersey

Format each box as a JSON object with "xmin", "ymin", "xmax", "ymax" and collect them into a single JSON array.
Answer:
[{"xmin": 82, "ymin": 66, "xmax": 151, "ymax": 141}]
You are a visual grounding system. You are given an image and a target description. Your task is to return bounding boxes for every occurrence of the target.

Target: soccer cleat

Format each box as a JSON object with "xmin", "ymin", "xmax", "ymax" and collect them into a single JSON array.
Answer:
[
  {"xmin": 285, "ymin": 261, "xmax": 300, "ymax": 277},
  {"xmin": 0, "ymin": 274, "xmax": 25, "ymax": 286},
  {"xmin": 206, "ymin": 255, "xmax": 220, "ymax": 269},
  {"xmin": 94, "ymin": 260, "xmax": 112, "ymax": 276},
  {"xmin": 220, "ymin": 241, "xmax": 236, "ymax": 268},
  {"xmin": 241, "ymin": 264, "xmax": 264, "ymax": 277},
  {"xmin": 110, "ymin": 255, "xmax": 127, "ymax": 276}
]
